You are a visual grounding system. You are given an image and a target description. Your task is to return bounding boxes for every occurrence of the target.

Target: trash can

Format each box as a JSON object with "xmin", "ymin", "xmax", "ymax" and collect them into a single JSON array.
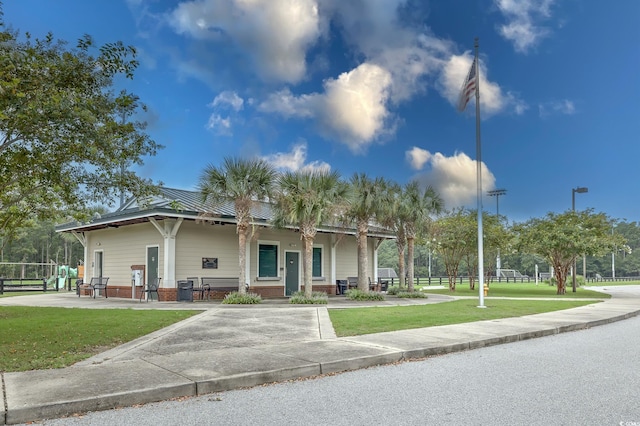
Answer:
[{"xmin": 177, "ymin": 280, "xmax": 193, "ymax": 302}]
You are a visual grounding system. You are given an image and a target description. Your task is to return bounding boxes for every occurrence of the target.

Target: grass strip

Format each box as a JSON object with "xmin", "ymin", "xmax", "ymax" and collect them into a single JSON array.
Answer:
[
  {"xmin": 420, "ymin": 282, "xmax": 611, "ymax": 298},
  {"xmin": 328, "ymin": 299, "xmax": 599, "ymax": 337},
  {"xmin": 0, "ymin": 307, "xmax": 200, "ymax": 372}
]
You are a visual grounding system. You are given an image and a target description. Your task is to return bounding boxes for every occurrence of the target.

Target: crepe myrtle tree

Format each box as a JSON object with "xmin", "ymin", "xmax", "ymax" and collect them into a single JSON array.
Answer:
[
  {"xmin": 0, "ymin": 11, "xmax": 160, "ymax": 243},
  {"xmin": 514, "ymin": 209, "xmax": 626, "ymax": 294},
  {"xmin": 431, "ymin": 209, "xmax": 469, "ymax": 291}
]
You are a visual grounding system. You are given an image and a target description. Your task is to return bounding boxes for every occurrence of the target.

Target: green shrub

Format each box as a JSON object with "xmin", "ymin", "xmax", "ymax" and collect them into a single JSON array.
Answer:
[
  {"xmin": 289, "ymin": 291, "xmax": 328, "ymax": 304},
  {"xmin": 386, "ymin": 286, "xmax": 400, "ymax": 295},
  {"xmin": 345, "ymin": 289, "xmax": 385, "ymax": 301},
  {"xmin": 221, "ymin": 291, "xmax": 262, "ymax": 304},
  {"xmin": 396, "ymin": 291, "xmax": 428, "ymax": 299},
  {"xmin": 543, "ymin": 276, "xmax": 585, "ymax": 287}
]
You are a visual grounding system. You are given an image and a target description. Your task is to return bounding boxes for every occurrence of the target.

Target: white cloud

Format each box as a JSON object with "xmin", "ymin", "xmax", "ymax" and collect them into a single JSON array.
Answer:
[
  {"xmin": 211, "ymin": 91, "xmax": 244, "ymax": 111},
  {"xmin": 166, "ymin": 1, "xmax": 524, "ymax": 148},
  {"xmin": 260, "ymin": 62, "xmax": 393, "ymax": 153},
  {"xmin": 206, "ymin": 114, "xmax": 232, "ymax": 135},
  {"xmin": 169, "ymin": 0, "xmax": 322, "ymax": 83},
  {"xmin": 406, "ymin": 146, "xmax": 431, "ymax": 170},
  {"xmin": 539, "ymin": 99, "xmax": 576, "ymax": 117},
  {"xmin": 438, "ymin": 53, "xmax": 527, "ymax": 116},
  {"xmin": 261, "ymin": 141, "xmax": 330, "ymax": 173},
  {"xmin": 495, "ymin": 0, "xmax": 555, "ymax": 53},
  {"xmin": 412, "ymin": 150, "xmax": 496, "ymax": 209},
  {"xmin": 206, "ymin": 91, "xmax": 245, "ymax": 135}
]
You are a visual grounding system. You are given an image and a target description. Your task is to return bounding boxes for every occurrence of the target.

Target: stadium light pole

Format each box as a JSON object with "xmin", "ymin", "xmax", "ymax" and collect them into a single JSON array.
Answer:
[
  {"xmin": 571, "ymin": 186, "xmax": 588, "ymax": 292},
  {"xmin": 487, "ymin": 189, "xmax": 507, "ymax": 280}
]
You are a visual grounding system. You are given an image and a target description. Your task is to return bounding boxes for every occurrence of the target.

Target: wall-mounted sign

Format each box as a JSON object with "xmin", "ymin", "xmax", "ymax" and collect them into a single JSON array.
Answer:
[{"xmin": 202, "ymin": 257, "xmax": 218, "ymax": 269}]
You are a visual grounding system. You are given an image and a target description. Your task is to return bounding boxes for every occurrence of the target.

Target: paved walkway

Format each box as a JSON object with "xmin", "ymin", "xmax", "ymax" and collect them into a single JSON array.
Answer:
[{"xmin": 1, "ymin": 286, "xmax": 639, "ymax": 425}]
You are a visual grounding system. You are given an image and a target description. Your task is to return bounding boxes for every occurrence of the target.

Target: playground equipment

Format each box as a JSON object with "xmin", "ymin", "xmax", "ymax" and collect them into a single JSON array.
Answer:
[{"xmin": 54, "ymin": 265, "xmax": 78, "ymax": 290}]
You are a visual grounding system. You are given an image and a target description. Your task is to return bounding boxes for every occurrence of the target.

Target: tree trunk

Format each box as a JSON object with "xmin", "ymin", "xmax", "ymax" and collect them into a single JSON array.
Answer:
[
  {"xmin": 554, "ymin": 263, "xmax": 570, "ymax": 295},
  {"xmin": 397, "ymin": 243, "xmax": 406, "ymax": 288},
  {"xmin": 449, "ymin": 272, "xmax": 457, "ymax": 291},
  {"xmin": 407, "ymin": 237, "xmax": 415, "ymax": 292},
  {"xmin": 303, "ymin": 235, "xmax": 314, "ymax": 298},
  {"xmin": 357, "ymin": 221, "xmax": 369, "ymax": 292},
  {"xmin": 237, "ymin": 223, "xmax": 247, "ymax": 294}
]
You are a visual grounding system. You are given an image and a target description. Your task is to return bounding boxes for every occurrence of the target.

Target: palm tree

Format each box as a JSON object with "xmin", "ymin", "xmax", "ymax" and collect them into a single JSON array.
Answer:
[
  {"xmin": 401, "ymin": 182, "xmax": 443, "ymax": 292},
  {"xmin": 198, "ymin": 157, "xmax": 277, "ymax": 294},
  {"xmin": 378, "ymin": 182, "xmax": 407, "ymax": 288},
  {"xmin": 346, "ymin": 173, "xmax": 388, "ymax": 292},
  {"xmin": 273, "ymin": 170, "xmax": 349, "ymax": 297}
]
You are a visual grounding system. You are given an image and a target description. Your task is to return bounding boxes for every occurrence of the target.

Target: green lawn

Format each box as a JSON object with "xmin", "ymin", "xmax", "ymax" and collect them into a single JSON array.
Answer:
[
  {"xmin": 0, "ymin": 307, "xmax": 200, "ymax": 372},
  {"xmin": 419, "ymin": 282, "xmax": 611, "ymax": 298},
  {"xmin": 328, "ymin": 299, "xmax": 600, "ymax": 337},
  {"xmin": 0, "ymin": 292, "xmax": 44, "ymax": 298},
  {"xmin": 583, "ymin": 280, "xmax": 640, "ymax": 286}
]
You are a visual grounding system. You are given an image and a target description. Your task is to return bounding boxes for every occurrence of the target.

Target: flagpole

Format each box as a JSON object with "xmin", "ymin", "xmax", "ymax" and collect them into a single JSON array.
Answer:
[{"xmin": 474, "ymin": 37, "xmax": 486, "ymax": 308}]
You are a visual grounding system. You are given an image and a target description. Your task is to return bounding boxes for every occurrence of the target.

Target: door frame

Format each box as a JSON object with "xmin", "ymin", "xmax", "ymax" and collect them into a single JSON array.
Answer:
[
  {"xmin": 144, "ymin": 245, "xmax": 160, "ymax": 301},
  {"xmin": 284, "ymin": 250, "xmax": 301, "ymax": 297},
  {"xmin": 93, "ymin": 250, "xmax": 104, "ymax": 296}
]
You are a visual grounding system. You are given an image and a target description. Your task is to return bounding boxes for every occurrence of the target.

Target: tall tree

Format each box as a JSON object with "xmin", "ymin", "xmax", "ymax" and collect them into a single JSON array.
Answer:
[
  {"xmin": 345, "ymin": 174, "xmax": 388, "ymax": 292},
  {"xmin": 514, "ymin": 210, "xmax": 625, "ymax": 294},
  {"xmin": 0, "ymin": 13, "xmax": 160, "ymax": 243},
  {"xmin": 378, "ymin": 183, "xmax": 407, "ymax": 288},
  {"xmin": 198, "ymin": 157, "xmax": 277, "ymax": 294},
  {"xmin": 401, "ymin": 182, "xmax": 443, "ymax": 292},
  {"xmin": 273, "ymin": 170, "xmax": 349, "ymax": 297},
  {"xmin": 432, "ymin": 209, "xmax": 469, "ymax": 291}
]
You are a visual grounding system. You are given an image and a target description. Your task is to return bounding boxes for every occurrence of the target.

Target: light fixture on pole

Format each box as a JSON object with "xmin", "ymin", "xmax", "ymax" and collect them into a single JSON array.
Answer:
[
  {"xmin": 571, "ymin": 186, "xmax": 588, "ymax": 292},
  {"xmin": 488, "ymin": 189, "xmax": 507, "ymax": 280}
]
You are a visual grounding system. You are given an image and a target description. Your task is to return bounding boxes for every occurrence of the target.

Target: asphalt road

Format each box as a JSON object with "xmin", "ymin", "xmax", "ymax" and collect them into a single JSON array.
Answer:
[{"xmin": 30, "ymin": 313, "xmax": 640, "ymax": 426}]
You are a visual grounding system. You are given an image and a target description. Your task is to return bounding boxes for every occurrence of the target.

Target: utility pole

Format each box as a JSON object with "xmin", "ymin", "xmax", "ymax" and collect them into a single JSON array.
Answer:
[{"xmin": 487, "ymin": 189, "xmax": 506, "ymax": 279}]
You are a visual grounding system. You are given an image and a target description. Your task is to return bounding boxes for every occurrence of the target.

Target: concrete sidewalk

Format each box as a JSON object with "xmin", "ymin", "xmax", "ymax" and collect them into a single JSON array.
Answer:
[{"xmin": 1, "ymin": 286, "xmax": 639, "ymax": 425}]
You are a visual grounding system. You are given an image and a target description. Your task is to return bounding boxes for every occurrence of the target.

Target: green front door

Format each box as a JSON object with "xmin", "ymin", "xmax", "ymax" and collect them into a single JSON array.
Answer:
[{"xmin": 285, "ymin": 252, "xmax": 299, "ymax": 297}]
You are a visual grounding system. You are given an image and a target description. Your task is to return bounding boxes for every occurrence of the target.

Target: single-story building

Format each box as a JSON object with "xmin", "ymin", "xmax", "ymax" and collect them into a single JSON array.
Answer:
[{"xmin": 56, "ymin": 187, "xmax": 394, "ymax": 300}]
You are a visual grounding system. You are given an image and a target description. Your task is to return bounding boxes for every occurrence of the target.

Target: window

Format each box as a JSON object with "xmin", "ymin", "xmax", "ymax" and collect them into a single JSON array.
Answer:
[
  {"xmin": 258, "ymin": 243, "xmax": 278, "ymax": 277},
  {"xmin": 312, "ymin": 246, "xmax": 322, "ymax": 278}
]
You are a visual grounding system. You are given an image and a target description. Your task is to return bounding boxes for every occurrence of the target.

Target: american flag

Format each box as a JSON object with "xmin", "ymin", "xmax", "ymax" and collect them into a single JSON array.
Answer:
[{"xmin": 457, "ymin": 57, "xmax": 477, "ymax": 112}]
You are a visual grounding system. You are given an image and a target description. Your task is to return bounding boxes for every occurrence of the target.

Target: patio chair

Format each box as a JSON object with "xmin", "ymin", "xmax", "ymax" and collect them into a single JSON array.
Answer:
[
  {"xmin": 187, "ymin": 276, "xmax": 208, "ymax": 301},
  {"xmin": 347, "ymin": 276, "xmax": 358, "ymax": 290},
  {"xmin": 140, "ymin": 277, "xmax": 161, "ymax": 302},
  {"xmin": 378, "ymin": 277, "xmax": 389, "ymax": 292}
]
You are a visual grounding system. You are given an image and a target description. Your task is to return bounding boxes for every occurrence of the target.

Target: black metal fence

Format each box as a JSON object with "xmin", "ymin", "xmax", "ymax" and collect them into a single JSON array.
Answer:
[
  {"xmin": 586, "ymin": 276, "xmax": 639, "ymax": 283},
  {"xmin": 0, "ymin": 278, "xmax": 49, "ymax": 294},
  {"xmin": 387, "ymin": 275, "xmax": 640, "ymax": 287}
]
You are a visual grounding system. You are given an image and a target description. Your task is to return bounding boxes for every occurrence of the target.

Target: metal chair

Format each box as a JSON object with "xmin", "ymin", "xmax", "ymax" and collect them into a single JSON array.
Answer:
[
  {"xmin": 140, "ymin": 277, "xmax": 161, "ymax": 302},
  {"xmin": 187, "ymin": 276, "xmax": 207, "ymax": 300}
]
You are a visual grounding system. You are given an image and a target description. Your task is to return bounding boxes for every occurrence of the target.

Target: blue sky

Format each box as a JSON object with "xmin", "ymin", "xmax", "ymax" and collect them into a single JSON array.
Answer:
[{"xmin": 5, "ymin": 0, "xmax": 639, "ymax": 223}]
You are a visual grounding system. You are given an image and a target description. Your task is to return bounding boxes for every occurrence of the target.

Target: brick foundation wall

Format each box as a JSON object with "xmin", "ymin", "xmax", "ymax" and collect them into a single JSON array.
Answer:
[{"xmin": 78, "ymin": 284, "xmax": 339, "ymax": 301}]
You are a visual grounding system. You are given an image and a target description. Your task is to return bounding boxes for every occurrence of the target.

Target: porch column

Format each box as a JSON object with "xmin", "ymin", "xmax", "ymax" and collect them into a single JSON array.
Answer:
[
  {"xmin": 245, "ymin": 238, "xmax": 251, "ymax": 288},
  {"xmin": 331, "ymin": 235, "xmax": 337, "ymax": 285},
  {"xmin": 373, "ymin": 240, "xmax": 378, "ymax": 282},
  {"xmin": 72, "ymin": 232, "xmax": 88, "ymax": 282},
  {"xmin": 150, "ymin": 218, "xmax": 183, "ymax": 289}
]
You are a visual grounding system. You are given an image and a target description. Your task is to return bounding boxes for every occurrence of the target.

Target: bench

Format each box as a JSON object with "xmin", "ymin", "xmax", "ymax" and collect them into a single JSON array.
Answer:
[
  {"xmin": 77, "ymin": 277, "xmax": 109, "ymax": 298},
  {"xmin": 200, "ymin": 277, "xmax": 242, "ymax": 300}
]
